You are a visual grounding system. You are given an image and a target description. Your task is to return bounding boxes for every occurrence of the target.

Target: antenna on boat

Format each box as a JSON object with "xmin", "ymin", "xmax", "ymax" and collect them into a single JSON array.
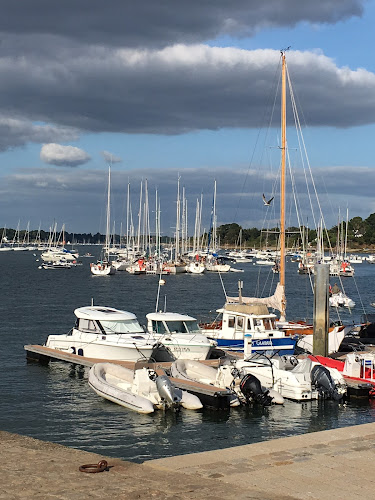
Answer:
[
  {"xmin": 164, "ymin": 294, "xmax": 167, "ymax": 313},
  {"xmin": 91, "ymin": 297, "xmax": 94, "ymax": 306}
]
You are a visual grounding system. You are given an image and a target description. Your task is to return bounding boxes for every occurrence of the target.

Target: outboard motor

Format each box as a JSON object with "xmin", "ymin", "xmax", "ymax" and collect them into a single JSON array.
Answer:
[
  {"xmin": 155, "ymin": 375, "xmax": 181, "ymax": 407},
  {"xmin": 311, "ymin": 365, "xmax": 342, "ymax": 401},
  {"xmin": 239, "ymin": 374, "xmax": 273, "ymax": 406}
]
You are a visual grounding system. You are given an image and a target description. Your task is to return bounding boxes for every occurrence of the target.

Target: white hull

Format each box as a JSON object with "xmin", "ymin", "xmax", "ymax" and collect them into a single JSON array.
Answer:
[
  {"xmin": 89, "ymin": 363, "xmax": 202, "ymax": 413},
  {"xmin": 186, "ymin": 262, "xmax": 205, "ymax": 274},
  {"xmin": 90, "ymin": 263, "xmax": 116, "ymax": 275},
  {"xmin": 45, "ymin": 334, "xmax": 154, "ymax": 361}
]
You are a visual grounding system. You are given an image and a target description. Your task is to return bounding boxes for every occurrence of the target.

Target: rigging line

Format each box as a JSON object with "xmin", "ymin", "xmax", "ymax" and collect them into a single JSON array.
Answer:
[
  {"xmin": 218, "ymin": 270, "xmax": 227, "ymax": 301},
  {"xmin": 352, "ymin": 274, "xmax": 367, "ymax": 317},
  {"xmin": 287, "ymin": 66, "xmax": 335, "ymax": 256},
  {"xmin": 232, "ymin": 57, "xmax": 282, "ymax": 224}
]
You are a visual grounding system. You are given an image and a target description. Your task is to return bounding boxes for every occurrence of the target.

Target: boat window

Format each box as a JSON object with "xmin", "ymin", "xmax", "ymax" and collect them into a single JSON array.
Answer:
[
  {"xmin": 152, "ymin": 320, "xmax": 167, "ymax": 334},
  {"xmin": 163, "ymin": 321, "xmax": 186, "ymax": 333},
  {"xmin": 264, "ymin": 320, "xmax": 272, "ymax": 330},
  {"xmin": 79, "ymin": 319, "xmax": 100, "ymax": 332},
  {"xmin": 237, "ymin": 317, "xmax": 244, "ymax": 330},
  {"xmin": 183, "ymin": 320, "xmax": 200, "ymax": 334},
  {"xmin": 99, "ymin": 320, "xmax": 144, "ymax": 334},
  {"xmin": 247, "ymin": 318, "xmax": 253, "ymax": 330},
  {"xmin": 228, "ymin": 316, "xmax": 235, "ymax": 328},
  {"xmin": 254, "ymin": 319, "xmax": 263, "ymax": 329}
]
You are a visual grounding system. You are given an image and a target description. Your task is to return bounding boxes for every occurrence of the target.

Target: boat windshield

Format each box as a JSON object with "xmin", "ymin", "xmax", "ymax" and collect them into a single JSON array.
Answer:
[
  {"xmin": 164, "ymin": 320, "xmax": 201, "ymax": 334},
  {"xmin": 99, "ymin": 319, "xmax": 144, "ymax": 334}
]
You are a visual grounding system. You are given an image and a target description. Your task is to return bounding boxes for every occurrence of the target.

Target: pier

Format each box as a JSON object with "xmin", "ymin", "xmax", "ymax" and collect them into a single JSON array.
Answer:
[
  {"xmin": 2, "ymin": 422, "xmax": 375, "ymax": 499},
  {"xmin": 24, "ymin": 344, "xmax": 234, "ymax": 408}
]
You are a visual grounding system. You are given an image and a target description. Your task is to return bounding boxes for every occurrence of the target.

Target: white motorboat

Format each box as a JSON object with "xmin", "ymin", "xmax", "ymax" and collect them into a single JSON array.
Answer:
[
  {"xmin": 89, "ymin": 363, "xmax": 202, "ymax": 414},
  {"xmin": 236, "ymin": 353, "xmax": 347, "ymax": 402},
  {"xmin": 41, "ymin": 248, "xmax": 79, "ymax": 263},
  {"xmin": 146, "ymin": 312, "xmax": 216, "ymax": 360},
  {"xmin": 329, "ymin": 291, "xmax": 355, "ymax": 308},
  {"xmin": 39, "ymin": 260, "xmax": 72, "ymax": 270},
  {"xmin": 45, "ymin": 306, "xmax": 157, "ymax": 361}
]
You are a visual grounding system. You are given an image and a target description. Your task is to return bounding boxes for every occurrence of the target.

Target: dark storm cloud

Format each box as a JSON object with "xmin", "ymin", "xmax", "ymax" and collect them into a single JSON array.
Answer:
[
  {"xmin": 0, "ymin": 1, "xmax": 365, "ymax": 48},
  {"xmin": 0, "ymin": 46, "xmax": 374, "ymax": 144},
  {"xmin": 1, "ymin": 165, "xmax": 374, "ymax": 233}
]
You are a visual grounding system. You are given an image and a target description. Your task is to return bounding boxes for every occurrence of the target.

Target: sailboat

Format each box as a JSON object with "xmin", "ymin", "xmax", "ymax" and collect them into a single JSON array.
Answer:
[
  {"xmin": 90, "ymin": 167, "xmax": 116, "ymax": 276},
  {"xmin": 202, "ymin": 50, "xmax": 345, "ymax": 353}
]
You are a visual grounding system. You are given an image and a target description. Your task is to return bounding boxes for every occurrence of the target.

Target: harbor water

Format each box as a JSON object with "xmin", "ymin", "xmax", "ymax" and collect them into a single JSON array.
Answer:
[{"xmin": 1, "ymin": 248, "xmax": 375, "ymax": 463}]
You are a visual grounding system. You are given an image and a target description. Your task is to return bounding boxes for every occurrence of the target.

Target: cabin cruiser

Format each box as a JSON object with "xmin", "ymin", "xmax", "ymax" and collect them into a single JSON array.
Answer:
[
  {"xmin": 146, "ymin": 312, "xmax": 216, "ymax": 360},
  {"xmin": 41, "ymin": 247, "xmax": 79, "ymax": 263},
  {"xmin": 200, "ymin": 302, "xmax": 297, "ymax": 355},
  {"xmin": 45, "ymin": 306, "xmax": 156, "ymax": 361}
]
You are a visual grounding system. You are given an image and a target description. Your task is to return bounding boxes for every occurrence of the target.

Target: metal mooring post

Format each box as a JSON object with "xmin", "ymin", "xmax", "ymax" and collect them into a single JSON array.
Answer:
[{"xmin": 313, "ymin": 263, "xmax": 330, "ymax": 356}]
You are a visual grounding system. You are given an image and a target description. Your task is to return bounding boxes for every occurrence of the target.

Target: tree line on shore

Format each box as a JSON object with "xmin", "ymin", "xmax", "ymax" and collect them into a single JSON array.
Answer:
[{"xmin": 2, "ymin": 213, "xmax": 375, "ymax": 248}]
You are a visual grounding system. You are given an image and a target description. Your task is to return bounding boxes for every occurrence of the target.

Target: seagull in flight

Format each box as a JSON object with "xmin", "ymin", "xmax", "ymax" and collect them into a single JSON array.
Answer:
[{"xmin": 262, "ymin": 194, "xmax": 274, "ymax": 206}]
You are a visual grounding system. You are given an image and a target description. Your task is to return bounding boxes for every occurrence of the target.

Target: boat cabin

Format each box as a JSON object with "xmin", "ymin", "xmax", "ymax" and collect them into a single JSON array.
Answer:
[
  {"xmin": 74, "ymin": 306, "xmax": 145, "ymax": 335},
  {"xmin": 217, "ymin": 303, "xmax": 280, "ymax": 340},
  {"xmin": 146, "ymin": 312, "xmax": 201, "ymax": 336}
]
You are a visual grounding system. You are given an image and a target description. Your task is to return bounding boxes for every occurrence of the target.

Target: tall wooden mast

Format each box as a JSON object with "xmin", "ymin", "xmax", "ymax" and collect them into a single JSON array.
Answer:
[{"xmin": 280, "ymin": 50, "xmax": 287, "ymax": 321}]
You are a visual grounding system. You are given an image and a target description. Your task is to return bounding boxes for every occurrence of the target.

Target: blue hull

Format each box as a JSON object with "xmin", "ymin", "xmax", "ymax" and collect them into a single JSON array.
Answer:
[{"xmin": 213, "ymin": 337, "xmax": 296, "ymax": 355}]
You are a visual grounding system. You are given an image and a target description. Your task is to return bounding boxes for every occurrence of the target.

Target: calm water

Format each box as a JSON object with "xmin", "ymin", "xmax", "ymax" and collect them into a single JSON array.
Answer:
[{"xmin": 1, "ymin": 248, "xmax": 375, "ymax": 463}]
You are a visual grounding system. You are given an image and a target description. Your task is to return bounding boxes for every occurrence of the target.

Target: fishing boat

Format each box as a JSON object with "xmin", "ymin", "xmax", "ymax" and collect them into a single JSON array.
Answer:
[
  {"xmin": 224, "ymin": 51, "xmax": 349, "ymax": 350},
  {"xmin": 88, "ymin": 363, "xmax": 203, "ymax": 414},
  {"xmin": 200, "ymin": 282, "xmax": 297, "ymax": 354},
  {"xmin": 146, "ymin": 312, "xmax": 216, "ymax": 360},
  {"xmin": 44, "ymin": 306, "xmax": 156, "ymax": 361},
  {"xmin": 90, "ymin": 167, "xmax": 116, "ymax": 276}
]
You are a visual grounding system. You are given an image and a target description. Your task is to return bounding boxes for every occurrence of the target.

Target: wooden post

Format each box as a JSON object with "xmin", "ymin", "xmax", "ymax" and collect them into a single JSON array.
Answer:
[{"xmin": 313, "ymin": 264, "xmax": 330, "ymax": 356}]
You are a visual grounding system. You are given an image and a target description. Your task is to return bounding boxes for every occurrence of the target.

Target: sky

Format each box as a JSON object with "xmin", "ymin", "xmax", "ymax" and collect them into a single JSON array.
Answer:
[{"xmin": 1, "ymin": 0, "xmax": 375, "ymax": 236}]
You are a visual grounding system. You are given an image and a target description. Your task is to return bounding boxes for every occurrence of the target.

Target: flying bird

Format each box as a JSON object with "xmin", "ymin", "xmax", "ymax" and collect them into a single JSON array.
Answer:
[{"xmin": 262, "ymin": 194, "xmax": 274, "ymax": 206}]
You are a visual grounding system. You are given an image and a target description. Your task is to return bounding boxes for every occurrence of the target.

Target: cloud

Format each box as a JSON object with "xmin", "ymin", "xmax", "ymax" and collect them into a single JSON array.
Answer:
[
  {"xmin": 0, "ymin": 1, "xmax": 365, "ymax": 48},
  {"xmin": 0, "ymin": 46, "xmax": 373, "ymax": 144},
  {"xmin": 0, "ymin": 118, "xmax": 78, "ymax": 152},
  {"xmin": 1, "ymin": 165, "xmax": 375, "ymax": 233},
  {"xmin": 40, "ymin": 143, "xmax": 90, "ymax": 167},
  {"xmin": 101, "ymin": 151, "xmax": 122, "ymax": 164}
]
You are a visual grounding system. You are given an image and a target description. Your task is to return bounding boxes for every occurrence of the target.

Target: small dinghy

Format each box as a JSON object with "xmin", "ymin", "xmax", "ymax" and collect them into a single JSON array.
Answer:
[{"xmin": 88, "ymin": 363, "xmax": 203, "ymax": 414}]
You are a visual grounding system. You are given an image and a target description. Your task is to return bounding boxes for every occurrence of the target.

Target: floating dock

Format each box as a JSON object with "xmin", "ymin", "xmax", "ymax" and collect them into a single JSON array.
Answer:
[{"xmin": 24, "ymin": 344, "xmax": 234, "ymax": 409}]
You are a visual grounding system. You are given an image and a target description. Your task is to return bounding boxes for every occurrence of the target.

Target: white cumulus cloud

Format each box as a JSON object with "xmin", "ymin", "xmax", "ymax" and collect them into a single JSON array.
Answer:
[{"xmin": 40, "ymin": 143, "xmax": 90, "ymax": 167}]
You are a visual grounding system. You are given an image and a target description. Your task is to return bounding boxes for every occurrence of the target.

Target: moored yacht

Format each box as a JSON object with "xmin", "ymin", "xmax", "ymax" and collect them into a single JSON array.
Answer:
[
  {"xmin": 45, "ymin": 306, "xmax": 156, "ymax": 361},
  {"xmin": 146, "ymin": 311, "xmax": 216, "ymax": 360}
]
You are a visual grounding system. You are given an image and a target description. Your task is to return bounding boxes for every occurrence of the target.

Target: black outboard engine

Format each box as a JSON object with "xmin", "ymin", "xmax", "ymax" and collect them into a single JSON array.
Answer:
[
  {"xmin": 311, "ymin": 365, "xmax": 342, "ymax": 401},
  {"xmin": 239, "ymin": 374, "xmax": 273, "ymax": 406}
]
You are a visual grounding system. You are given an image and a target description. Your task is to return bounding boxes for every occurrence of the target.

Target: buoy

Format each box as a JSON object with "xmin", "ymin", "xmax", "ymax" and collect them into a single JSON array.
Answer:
[{"xmin": 159, "ymin": 279, "xmax": 166, "ymax": 285}]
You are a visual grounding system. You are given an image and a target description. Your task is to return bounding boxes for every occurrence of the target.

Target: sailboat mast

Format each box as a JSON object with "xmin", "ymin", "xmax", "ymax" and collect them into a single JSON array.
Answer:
[
  {"xmin": 105, "ymin": 167, "xmax": 111, "ymax": 255},
  {"xmin": 280, "ymin": 50, "xmax": 287, "ymax": 320}
]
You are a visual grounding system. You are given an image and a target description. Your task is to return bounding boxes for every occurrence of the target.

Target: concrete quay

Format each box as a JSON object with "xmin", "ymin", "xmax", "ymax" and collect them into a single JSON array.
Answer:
[{"xmin": 2, "ymin": 422, "xmax": 375, "ymax": 500}]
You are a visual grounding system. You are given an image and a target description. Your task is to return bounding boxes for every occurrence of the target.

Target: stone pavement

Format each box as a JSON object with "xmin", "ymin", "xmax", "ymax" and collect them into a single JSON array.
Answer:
[
  {"xmin": 1, "ymin": 423, "xmax": 375, "ymax": 499},
  {"xmin": 148, "ymin": 422, "xmax": 375, "ymax": 500}
]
